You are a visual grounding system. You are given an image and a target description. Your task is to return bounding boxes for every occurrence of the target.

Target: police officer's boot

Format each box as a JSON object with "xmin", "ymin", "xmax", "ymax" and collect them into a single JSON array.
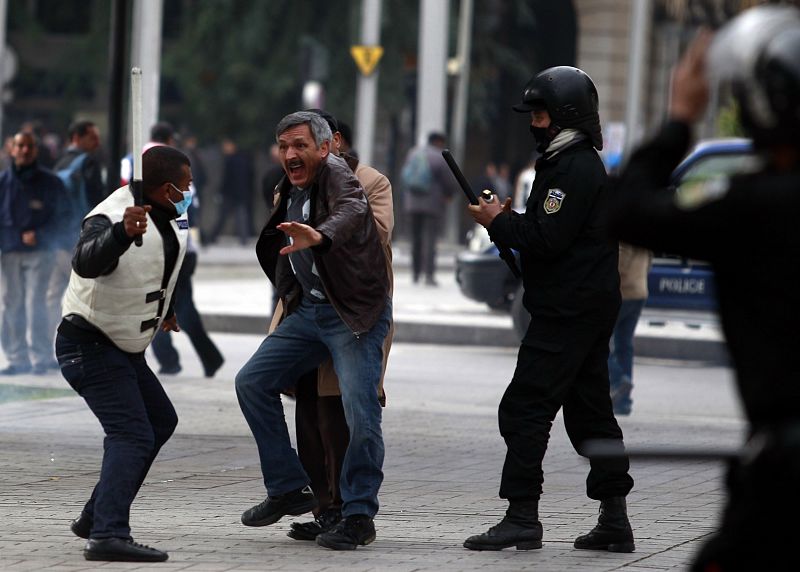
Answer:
[
  {"xmin": 463, "ymin": 500, "xmax": 542, "ymax": 551},
  {"xmin": 574, "ymin": 497, "xmax": 635, "ymax": 553}
]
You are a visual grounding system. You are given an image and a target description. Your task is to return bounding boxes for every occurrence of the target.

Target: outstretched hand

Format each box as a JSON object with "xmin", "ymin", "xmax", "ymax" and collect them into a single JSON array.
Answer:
[
  {"xmin": 277, "ymin": 222, "xmax": 323, "ymax": 255},
  {"xmin": 670, "ymin": 29, "xmax": 713, "ymax": 124}
]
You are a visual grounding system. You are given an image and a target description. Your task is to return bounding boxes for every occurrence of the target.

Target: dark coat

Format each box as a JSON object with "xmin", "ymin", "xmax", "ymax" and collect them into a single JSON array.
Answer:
[
  {"xmin": 0, "ymin": 163, "xmax": 62, "ymax": 252},
  {"xmin": 489, "ymin": 140, "xmax": 620, "ymax": 319}
]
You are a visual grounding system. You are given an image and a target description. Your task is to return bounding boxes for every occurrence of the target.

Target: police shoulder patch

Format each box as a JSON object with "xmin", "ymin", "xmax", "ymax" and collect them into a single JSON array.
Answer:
[{"xmin": 543, "ymin": 188, "xmax": 565, "ymax": 214}]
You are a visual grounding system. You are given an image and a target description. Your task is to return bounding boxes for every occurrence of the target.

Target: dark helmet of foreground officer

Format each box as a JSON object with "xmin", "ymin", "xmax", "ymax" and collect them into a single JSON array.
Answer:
[
  {"xmin": 513, "ymin": 66, "xmax": 603, "ymax": 152},
  {"xmin": 709, "ymin": 5, "xmax": 800, "ymax": 149}
]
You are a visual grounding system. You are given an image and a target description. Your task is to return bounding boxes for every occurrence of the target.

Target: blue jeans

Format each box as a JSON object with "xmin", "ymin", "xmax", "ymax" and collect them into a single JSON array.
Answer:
[
  {"xmin": 607, "ymin": 299, "xmax": 646, "ymax": 409},
  {"xmin": 1, "ymin": 249, "xmax": 56, "ymax": 368},
  {"xmin": 235, "ymin": 297, "xmax": 391, "ymax": 518},
  {"xmin": 56, "ymin": 333, "xmax": 178, "ymax": 539}
]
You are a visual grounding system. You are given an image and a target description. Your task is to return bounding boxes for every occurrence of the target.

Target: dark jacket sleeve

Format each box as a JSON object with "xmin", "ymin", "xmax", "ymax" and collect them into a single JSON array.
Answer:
[
  {"xmin": 72, "ymin": 215, "xmax": 134, "ymax": 278},
  {"xmin": 607, "ymin": 120, "xmax": 734, "ymax": 260},
  {"xmin": 488, "ymin": 153, "xmax": 604, "ymax": 259},
  {"xmin": 314, "ymin": 159, "xmax": 370, "ymax": 251}
]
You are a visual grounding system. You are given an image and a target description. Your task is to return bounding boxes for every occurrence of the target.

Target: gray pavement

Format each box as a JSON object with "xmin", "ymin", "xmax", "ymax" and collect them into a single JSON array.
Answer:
[
  {"xmin": 0, "ymin": 333, "xmax": 745, "ymax": 571},
  {"xmin": 193, "ymin": 240, "xmax": 728, "ymax": 363}
]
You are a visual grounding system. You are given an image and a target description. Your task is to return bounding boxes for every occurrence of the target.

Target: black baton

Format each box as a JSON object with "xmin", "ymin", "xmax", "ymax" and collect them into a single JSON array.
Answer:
[{"xmin": 442, "ymin": 149, "xmax": 521, "ymax": 278}]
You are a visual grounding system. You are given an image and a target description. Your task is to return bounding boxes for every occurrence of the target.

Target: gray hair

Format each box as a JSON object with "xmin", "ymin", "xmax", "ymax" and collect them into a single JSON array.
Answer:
[{"xmin": 275, "ymin": 111, "xmax": 332, "ymax": 147}]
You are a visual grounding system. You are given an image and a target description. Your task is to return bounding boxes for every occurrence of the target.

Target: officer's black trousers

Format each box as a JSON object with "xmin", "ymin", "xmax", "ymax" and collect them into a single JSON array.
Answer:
[{"xmin": 499, "ymin": 310, "xmax": 634, "ymax": 501}]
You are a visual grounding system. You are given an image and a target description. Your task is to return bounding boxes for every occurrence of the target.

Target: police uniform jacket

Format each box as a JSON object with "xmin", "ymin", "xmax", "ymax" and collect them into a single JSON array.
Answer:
[
  {"xmin": 609, "ymin": 120, "xmax": 800, "ymax": 429},
  {"xmin": 489, "ymin": 139, "xmax": 620, "ymax": 322}
]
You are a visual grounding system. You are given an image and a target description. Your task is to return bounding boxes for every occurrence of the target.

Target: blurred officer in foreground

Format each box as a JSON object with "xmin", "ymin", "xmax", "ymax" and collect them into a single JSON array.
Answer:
[
  {"xmin": 610, "ymin": 7, "xmax": 800, "ymax": 570},
  {"xmin": 463, "ymin": 66, "xmax": 634, "ymax": 553},
  {"xmin": 59, "ymin": 146, "xmax": 191, "ymax": 562}
]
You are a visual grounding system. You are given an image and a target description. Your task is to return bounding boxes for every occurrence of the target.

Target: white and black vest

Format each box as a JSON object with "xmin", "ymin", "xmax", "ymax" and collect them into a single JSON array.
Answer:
[{"xmin": 62, "ymin": 186, "xmax": 188, "ymax": 353}]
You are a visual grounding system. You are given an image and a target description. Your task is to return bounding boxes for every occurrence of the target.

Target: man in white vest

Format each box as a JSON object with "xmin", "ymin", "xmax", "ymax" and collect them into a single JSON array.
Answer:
[{"xmin": 56, "ymin": 145, "xmax": 192, "ymax": 563}]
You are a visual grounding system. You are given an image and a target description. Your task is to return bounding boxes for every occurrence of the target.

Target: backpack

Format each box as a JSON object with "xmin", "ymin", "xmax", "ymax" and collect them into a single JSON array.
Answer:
[
  {"xmin": 401, "ymin": 148, "xmax": 433, "ymax": 195},
  {"xmin": 55, "ymin": 153, "xmax": 90, "ymax": 245}
]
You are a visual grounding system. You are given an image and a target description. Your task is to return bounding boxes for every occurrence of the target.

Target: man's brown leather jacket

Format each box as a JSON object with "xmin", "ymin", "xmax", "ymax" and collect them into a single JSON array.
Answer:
[{"xmin": 256, "ymin": 153, "xmax": 389, "ymax": 335}]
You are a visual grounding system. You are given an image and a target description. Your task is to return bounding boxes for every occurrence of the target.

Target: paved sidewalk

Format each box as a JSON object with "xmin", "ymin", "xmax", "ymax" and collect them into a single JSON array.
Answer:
[
  {"xmin": 193, "ymin": 241, "xmax": 728, "ymax": 362},
  {"xmin": 0, "ymin": 334, "xmax": 744, "ymax": 571}
]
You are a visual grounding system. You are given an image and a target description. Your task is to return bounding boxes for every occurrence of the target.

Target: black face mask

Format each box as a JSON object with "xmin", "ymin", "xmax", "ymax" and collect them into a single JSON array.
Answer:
[{"xmin": 530, "ymin": 124, "xmax": 561, "ymax": 153}]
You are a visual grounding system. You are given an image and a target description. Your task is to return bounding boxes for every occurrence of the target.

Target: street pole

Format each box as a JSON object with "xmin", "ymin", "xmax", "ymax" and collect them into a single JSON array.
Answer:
[
  {"xmin": 354, "ymin": 0, "xmax": 382, "ymax": 166},
  {"xmin": 451, "ymin": 0, "xmax": 473, "ymax": 166},
  {"xmin": 107, "ymin": 0, "xmax": 130, "ymax": 193},
  {"xmin": 416, "ymin": 0, "xmax": 449, "ymax": 146},
  {"xmin": 416, "ymin": 0, "xmax": 453, "ymax": 240},
  {"xmin": 131, "ymin": 0, "xmax": 164, "ymax": 139},
  {"xmin": 624, "ymin": 0, "xmax": 652, "ymax": 157}
]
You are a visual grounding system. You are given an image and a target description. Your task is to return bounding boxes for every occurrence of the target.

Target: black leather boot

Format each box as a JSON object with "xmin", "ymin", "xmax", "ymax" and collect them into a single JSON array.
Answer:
[
  {"xmin": 463, "ymin": 500, "xmax": 543, "ymax": 551},
  {"xmin": 574, "ymin": 497, "xmax": 635, "ymax": 553}
]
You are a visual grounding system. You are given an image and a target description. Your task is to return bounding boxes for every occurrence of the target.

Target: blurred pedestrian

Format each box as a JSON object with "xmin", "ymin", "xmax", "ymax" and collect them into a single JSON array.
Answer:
[
  {"xmin": 207, "ymin": 137, "xmax": 254, "ymax": 245},
  {"xmin": 400, "ymin": 132, "xmax": 458, "ymax": 286},
  {"xmin": 20, "ymin": 120, "xmax": 58, "ymax": 169},
  {"xmin": 134, "ymin": 123, "xmax": 225, "ymax": 378},
  {"xmin": 59, "ymin": 145, "xmax": 191, "ymax": 562},
  {"xmin": 235, "ymin": 111, "xmax": 390, "ymax": 551},
  {"xmin": 513, "ymin": 152, "xmax": 538, "ymax": 210},
  {"xmin": 0, "ymin": 132, "xmax": 63, "ymax": 375},
  {"xmin": 48, "ymin": 120, "xmax": 106, "ymax": 339},
  {"xmin": 56, "ymin": 120, "xmax": 105, "ymax": 208},
  {"xmin": 607, "ymin": 243, "xmax": 651, "ymax": 415},
  {"xmin": 463, "ymin": 66, "xmax": 634, "ymax": 553},
  {"xmin": 261, "ymin": 143, "xmax": 284, "ymax": 214},
  {"xmin": 609, "ymin": 9, "xmax": 800, "ymax": 569},
  {"xmin": 284, "ymin": 109, "xmax": 394, "ymax": 543}
]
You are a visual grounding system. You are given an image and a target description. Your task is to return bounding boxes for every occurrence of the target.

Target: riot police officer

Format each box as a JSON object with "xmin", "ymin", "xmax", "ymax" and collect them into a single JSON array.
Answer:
[
  {"xmin": 609, "ymin": 6, "xmax": 800, "ymax": 570},
  {"xmin": 463, "ymin": 66, "xmax": 635, "ymax": 553}
]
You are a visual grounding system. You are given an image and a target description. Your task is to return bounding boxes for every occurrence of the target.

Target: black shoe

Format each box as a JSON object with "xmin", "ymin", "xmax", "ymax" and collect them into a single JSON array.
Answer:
[
  {"xmin": 463, "ymin": 518, "xmax": 543, "ymax": 551},
  {"xmin": 158, "ymin": 364, "xmax": 181, "ymax": 375},
  {"xmin": 288, "ymin": 507, "xmax": 342, "ymax": 541},
  {"xmin": 0, "ymin": 364, "xmax": 31, "ymax": 375},
  {"xmin": 241, "ymin": 486, "xmax": 316, "ymax": 527},
  {"xmin": 203, "ymin": 355, "xmax": 224, "ymax": 378},
  {"xmin": 316, "ymin": 514, "xmax": 376, "ymax": 550},
  {"xmin": 84, "ymin": 537, "xmax": 168, "ymax": 562},
  {"xmin": 70, "ymin": 512, "xmax": 92, "ymax": 539},
  {"xmin": 424, "ymin": 277, "xmax": 439, "ymax": 287},
  {"xmin": 574, "ymin": 497, "xmax": 635, "ymax": 553}
]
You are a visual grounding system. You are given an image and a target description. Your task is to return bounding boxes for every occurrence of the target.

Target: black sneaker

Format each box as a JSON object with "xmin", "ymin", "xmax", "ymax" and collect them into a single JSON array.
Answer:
[
  {"xmin": 84, "ymin": 537, "xmax": 168, "ymax": 562},
  {"xmin": 316, "ymin": 514, "xmax": 375, "ymax": 550},
  {"xmin": 241, "ymin": 486, "xmax": 316, "ymax": 527},
  {"xmin": 288, "ymin": 507, "xmax": 342, "ymax": 541},
  {"xmin": 70, "ymin": 512, "xmax": 92, "ymax": 539}
]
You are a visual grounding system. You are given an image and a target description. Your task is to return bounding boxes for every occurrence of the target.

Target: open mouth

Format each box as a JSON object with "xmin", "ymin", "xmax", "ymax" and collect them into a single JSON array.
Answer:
[{"xmin": 287, "ymin": 160, "xmax": 305, "ymax": 180}]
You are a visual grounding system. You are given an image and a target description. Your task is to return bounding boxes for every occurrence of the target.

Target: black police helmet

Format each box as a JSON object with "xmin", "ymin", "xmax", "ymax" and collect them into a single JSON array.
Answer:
[
  {"xmin": 513, "ymin": 66, "xmax": 603, "ymax": 150},
  {"xmin": 710, "ymin": 5, "xmax": 800, "ymax": 148}
]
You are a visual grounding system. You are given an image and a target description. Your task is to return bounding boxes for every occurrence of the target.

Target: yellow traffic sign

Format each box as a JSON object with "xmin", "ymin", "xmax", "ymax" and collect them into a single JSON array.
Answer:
[{"xmin": 350, "ymin": 45, "xmax": 384, "ymax": 76}]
